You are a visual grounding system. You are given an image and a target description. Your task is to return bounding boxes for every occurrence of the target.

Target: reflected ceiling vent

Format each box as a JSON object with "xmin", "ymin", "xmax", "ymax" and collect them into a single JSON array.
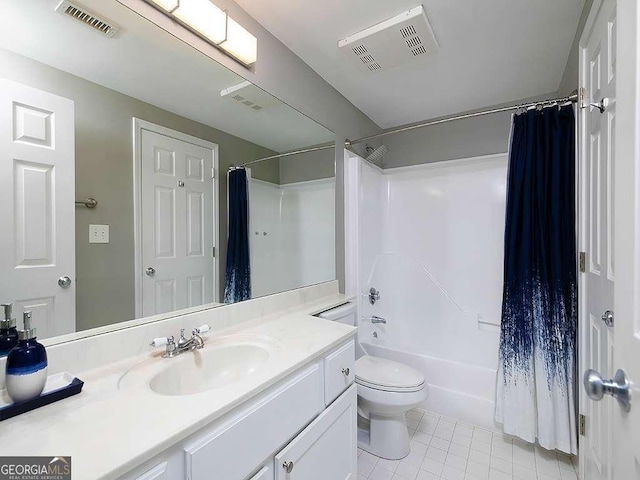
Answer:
[
  {"xmin": 55, "ymin": 0, "xmax": 120, "ymax": 38},
  {"xmin": 220, "ymin": 81, "xmax": 281, "ymax": 112},
  {"xmin": 338, "ymin": 6, "xmax": 438, "ymax": 75}
]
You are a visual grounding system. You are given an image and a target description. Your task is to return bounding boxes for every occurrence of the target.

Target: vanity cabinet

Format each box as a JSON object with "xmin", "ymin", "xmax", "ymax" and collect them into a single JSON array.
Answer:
[{"xmin": 122, "ymin": 339, "xmax": 356, "ymax": 480}]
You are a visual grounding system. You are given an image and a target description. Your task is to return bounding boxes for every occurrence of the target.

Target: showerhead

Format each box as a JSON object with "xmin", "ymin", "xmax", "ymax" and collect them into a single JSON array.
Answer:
[{"xmin": 365, "ymin": 144, "xmax": 388, "ymax": 163}]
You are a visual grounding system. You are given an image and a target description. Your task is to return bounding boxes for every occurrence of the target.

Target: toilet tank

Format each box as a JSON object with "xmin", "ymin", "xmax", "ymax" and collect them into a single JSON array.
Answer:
[{"xmin": 317, "ymin": 302, "xmax": 357, "ymax": 326}]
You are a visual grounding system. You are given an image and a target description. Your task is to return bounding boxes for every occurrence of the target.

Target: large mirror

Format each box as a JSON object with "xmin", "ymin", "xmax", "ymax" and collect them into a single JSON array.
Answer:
[{"xmin": 0, "ymin": 0, "xmax": 335, "ymax": 347}]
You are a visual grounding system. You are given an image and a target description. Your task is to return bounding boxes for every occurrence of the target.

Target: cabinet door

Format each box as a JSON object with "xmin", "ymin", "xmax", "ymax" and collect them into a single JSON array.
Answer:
[{"xmin": 275, "ymin": 384, "xmax": 357, "ymax": 480}]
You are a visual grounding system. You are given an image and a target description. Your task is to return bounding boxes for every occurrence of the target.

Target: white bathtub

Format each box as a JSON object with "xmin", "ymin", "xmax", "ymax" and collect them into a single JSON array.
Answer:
[{"xmin": 360, "ymin": 342, "xmax": 499, "ymax": 431}]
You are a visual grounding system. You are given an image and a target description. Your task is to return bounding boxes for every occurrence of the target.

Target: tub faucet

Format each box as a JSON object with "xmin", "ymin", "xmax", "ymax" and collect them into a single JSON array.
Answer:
[{"xmin": 364, "ymin": 315, "xmax": 387, "ymax": 324}]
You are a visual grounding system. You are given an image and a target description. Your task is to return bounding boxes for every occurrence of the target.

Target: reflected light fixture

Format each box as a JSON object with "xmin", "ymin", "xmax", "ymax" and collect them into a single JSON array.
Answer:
[{"xmin": 146, "ymin": 0, "xmax": 257, "ymax": 67}]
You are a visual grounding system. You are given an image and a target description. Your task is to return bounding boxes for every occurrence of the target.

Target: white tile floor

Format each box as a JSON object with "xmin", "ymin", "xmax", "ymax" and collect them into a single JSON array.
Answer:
[{"xmin": 357, "ymin": 409, "xmax": 579, "ymax": 480}]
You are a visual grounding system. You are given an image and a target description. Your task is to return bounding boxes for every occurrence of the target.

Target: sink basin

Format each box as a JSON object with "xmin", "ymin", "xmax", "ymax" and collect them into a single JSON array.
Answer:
[
  {"xmin": 150, "ymin": 343, "xmax": 270, "ymax": 396},
  {"xmin": 118, "ymin": 335, "xmax": 279, "ymax": 396}
]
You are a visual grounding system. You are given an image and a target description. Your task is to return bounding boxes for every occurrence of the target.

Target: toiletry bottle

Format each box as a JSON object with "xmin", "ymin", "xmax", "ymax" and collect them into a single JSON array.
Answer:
[
  {"xmin": 5, "ymin": 311, "xmax": 48, "ymax": 403},
  {"xmin": 0, "ymin": 303, "xmax": 18, "ymax": 356}
]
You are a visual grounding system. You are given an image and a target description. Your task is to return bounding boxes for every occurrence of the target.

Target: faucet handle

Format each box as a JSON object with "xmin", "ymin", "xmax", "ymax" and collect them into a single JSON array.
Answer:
[
  {"xmin": 193, "ymin": 324, "xmax": 210, "ymax": 335},
  {"xmin": 150, "ymin": 336, "xmax": 174, "ymax": 348}
]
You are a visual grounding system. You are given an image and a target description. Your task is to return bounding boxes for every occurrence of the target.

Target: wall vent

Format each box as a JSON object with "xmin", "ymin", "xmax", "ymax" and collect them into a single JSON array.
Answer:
[
  {"xmin": 55, "ymin": 1, "xmax": 120, "ymax": 38},
  {"xmin": 221, "ymin": 81, "xmax": 280, "ymax": 112},
  {"xmin": 338, "ymin": 6, "xmax": 438, "ymax": 75}
]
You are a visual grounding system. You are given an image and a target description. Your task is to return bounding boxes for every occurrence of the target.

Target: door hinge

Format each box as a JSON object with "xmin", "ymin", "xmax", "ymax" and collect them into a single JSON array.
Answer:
[
  {"xmin": 212, "ymin": 247, "xmax": 216, "ymax": 257},
  {"xmin": 579, "ymin": 252, "xmax": 586, "ymax": 273},
  {"xmin": 211, "ymin": 167, "xmax": 216, "ymax": 179},
  {"xmin": 578, "ymin": 87, "xmax": 587, "ymax": 109},
  {"xmin": 579, "ymin": 414, "xmax": 586, "ymax": 436}
]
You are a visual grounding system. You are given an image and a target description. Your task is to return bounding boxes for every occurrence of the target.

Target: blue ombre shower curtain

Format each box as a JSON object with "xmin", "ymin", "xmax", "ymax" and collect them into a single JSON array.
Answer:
[
  {"xmin": 495, "ymin": 105, "xmax": 577, "ymax": 454},
  {"xmin": 223, "ymin": 168, "xmax": 251, "ymax": 303}
]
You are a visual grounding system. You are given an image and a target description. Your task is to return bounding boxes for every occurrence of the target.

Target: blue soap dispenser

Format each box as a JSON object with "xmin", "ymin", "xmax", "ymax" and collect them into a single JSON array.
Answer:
[
  {"xmin": 5, "ymin": 311, "xmax": 48, "ymax": 403},
  {"xmin": 0, "ymin": 303, "xmax": 18, "ymax": 356}
]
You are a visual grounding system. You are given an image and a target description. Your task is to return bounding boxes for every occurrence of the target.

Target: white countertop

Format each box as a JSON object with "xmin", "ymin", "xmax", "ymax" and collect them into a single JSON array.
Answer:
[{"xmin": 0, "ymin": 296, "xmax": 356, "ymax": 480}]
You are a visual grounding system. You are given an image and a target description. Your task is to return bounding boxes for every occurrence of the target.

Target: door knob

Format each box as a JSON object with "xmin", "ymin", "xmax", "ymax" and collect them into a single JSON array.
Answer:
[
  {"xmin": 601, "ymin": 310, "xmax": 614, "ymax": 327},
  {"xmin": 283, "ymin": 461, "xmax": 294, "ymax": 473},
  {"xmin": 58, "ymin": 276, "xmax": 72, "ymax": 288},
  {"xmin": 583, "ymin": 368, "xmax": 631, "ymax": 411},
  {"xmin": 145, "ymin": 267, "xmax": 156, "ymax": 276}
]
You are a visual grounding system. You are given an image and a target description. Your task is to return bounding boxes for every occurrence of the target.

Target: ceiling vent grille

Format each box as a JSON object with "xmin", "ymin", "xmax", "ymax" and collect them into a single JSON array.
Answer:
[
  {"xmin": 55, "ymin": 1, "xmax": 120, "ymax": 38},
  {"xmin": 221, "ymin": 81, "xmax": 280, "ymax": 112},
  {"xmin": 338, "ymin": 6, "xmax": 438, "ymax": 75}
]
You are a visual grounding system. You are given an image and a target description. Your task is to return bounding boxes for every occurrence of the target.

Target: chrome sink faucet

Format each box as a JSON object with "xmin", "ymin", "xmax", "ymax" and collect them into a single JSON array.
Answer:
[{"xmin": 150, "ymin": 325, "xmax": 210, "ymax": 358}]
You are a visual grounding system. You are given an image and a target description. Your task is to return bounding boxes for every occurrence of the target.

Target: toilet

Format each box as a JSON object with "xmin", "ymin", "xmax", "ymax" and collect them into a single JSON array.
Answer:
[{"xmin": 317, "ymin": 302, "xmax": 429, "ymax": 460}]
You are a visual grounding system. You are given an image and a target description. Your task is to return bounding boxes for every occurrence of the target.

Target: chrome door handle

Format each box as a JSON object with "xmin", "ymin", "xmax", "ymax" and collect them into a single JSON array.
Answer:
[
  {"xmin": 601, "ymin": 310, "xmax": 614, "ymax": 327},
  {"xmin": 145, "ymin": 267, "xmax": 156, "ymax": 276},
  {"xmin": 584, "ymin": 369, "xmax": 631, "ymax": 411},
  {"xmin": 589, "ymin": 97, "xmax": 607, "ymax": 113},
  {"xmin": 283, "ymin": 461, "xmax": 294, "ymax": 473},
  {"xmin": 58, "ymin": 276, "xmax": 72, "ymax": 288},
  {"xmin": 342, "ymin": 367, "xmax": 350, "ymax": 377}
]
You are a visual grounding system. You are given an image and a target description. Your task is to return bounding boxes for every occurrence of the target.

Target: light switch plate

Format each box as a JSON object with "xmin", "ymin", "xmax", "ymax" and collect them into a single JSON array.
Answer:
[{"xmin": 89, "ymin": 224, "xmax": 109, "ymax": 244}]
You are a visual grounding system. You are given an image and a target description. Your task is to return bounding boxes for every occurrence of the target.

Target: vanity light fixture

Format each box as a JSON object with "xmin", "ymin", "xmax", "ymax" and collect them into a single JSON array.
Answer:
[{"xmin": 145, "ymin": 0, "xmax": 257, "ymax": 67}]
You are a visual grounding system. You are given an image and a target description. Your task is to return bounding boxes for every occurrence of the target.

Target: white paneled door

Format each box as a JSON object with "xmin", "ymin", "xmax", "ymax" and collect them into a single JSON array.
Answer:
[
  {"xmin": 581, "ymin": 0, "xmax": 640, "ymax": 478},
  {"xmin": 140, "ymin": 129, "xmax": 215, "ymax": 317},
  {"xmin": 0, "ymin": 79, "xmax": 75, "ymax": 338},
  {"xmin": 580, "ymin": 1, "xmax": 616, "ymax": 479}
]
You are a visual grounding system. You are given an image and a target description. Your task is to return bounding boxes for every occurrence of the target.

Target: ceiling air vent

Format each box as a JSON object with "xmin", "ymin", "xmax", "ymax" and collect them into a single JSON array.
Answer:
[
  {"xmin": 338, "ymin": 6, "xmax": 438, "ymax": 75},
  {"xmin": 221, "ymin": 81, "xmax": 280, "ymax": 112},
  {"xmin": 55, "ymin": 1, "xmax": 120, "ymax": 38}
]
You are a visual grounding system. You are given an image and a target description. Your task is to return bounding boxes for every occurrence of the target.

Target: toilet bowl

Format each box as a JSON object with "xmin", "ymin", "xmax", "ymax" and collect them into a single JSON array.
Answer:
[
  {"xmin": 355, "ymin": 355, "xmax": 428, "ymax": 459},
  {"xmin": 316, "ymin": 302, "xmax": 429, "ymax": 460}
]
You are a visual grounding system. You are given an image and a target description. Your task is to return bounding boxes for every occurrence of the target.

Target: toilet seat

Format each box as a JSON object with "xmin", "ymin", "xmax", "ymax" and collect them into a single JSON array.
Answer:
[{"xmin": 355, "ymin": 355, "xmax": 425, "ymax": 393}]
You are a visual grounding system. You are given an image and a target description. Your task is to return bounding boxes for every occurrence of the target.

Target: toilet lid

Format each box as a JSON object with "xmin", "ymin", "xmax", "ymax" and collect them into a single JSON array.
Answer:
[{"xmin": 355, "ymin": 356, "xmax": 425, "ymax": 392}]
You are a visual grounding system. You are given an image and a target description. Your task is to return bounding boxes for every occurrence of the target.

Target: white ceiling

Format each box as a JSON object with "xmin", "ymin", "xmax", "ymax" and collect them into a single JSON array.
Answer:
[
  {"xmin": 0, "ymin": 0, "xmax": 333, "ymax": 152},
  {"xmin": 234, "ymin": 0, "xmax": 585, "ymax": 128}
]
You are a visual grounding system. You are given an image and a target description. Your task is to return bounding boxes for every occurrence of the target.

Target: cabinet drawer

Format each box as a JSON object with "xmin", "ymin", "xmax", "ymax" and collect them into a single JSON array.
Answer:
[
  {"xmin": 324, "ymin": 340, "xmax": 355, "ymax": 405},
  {"xmin": 185, "ymin": 363, "xmax": 324, "ymax": 480},
  {"xmin": 133, "ymin": 462, "xmax": 169, "ymax": 480},
  {"xmin": 275, "ymin": 384, "xmax": 357, "ymax": 480},
  {"xmin": 246, "ymin": 466, "xmax": 272, "ymax": 480}
]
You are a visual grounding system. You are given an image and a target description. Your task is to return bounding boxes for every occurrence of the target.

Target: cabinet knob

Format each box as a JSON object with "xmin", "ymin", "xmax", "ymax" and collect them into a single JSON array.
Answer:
[
  {"xmin": 342, "ymin": 367, "xmax": 350, "ymax": 377},
  {"xmin": 283, "ymin": 461, "xmax": 294, "ymax": 473}
]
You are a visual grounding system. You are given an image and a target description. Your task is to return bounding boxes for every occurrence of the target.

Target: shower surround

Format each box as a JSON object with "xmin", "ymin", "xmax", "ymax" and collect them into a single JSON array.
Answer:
[
  {"xmin": 249, "ymin": 177, "xmax": 335, "ymax": 298},
  {"xmin": 347, "ymin": 152, "xmax": 508, "ymax": 429}
]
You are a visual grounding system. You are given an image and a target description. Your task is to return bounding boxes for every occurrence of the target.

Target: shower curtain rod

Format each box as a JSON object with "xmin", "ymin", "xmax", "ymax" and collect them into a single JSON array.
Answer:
[
  {"xmin": 229, "ymin": 143, "xmax": 336, "ymax": 170},
  {"xmin": 344, "ymin": 90, "xmax": 580, "ymax": 148},
  {"xmin": 228, "ymin": 90, "xmax": 580, "ymax": 170}
]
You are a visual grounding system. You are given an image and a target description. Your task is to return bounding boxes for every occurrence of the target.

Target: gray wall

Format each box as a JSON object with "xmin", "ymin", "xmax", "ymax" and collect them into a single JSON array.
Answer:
[
  {"xmin": 382, "ymin": 92, "xmax": 559, "ymax": 168},
  {"xmin": 382, "ymin": 111, "xmax": 513, "ymax": 168},
  {"xmin": 279, "ymin": 147, "xmax": 335, "ymax": 184},
  {"xmin": 0, "ymin": 48, "xmax": 279, "ymax": 331}
]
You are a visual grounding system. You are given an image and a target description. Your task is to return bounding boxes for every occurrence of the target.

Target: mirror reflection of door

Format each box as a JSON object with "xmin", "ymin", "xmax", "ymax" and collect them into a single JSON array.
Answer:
[
  {"xmin": 0, "ymin": 79, "xmax": 76, "ymax": 338},
  {"xmin": 138, "ymin": 123, "xmax": 217, "ymax": 317}
]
